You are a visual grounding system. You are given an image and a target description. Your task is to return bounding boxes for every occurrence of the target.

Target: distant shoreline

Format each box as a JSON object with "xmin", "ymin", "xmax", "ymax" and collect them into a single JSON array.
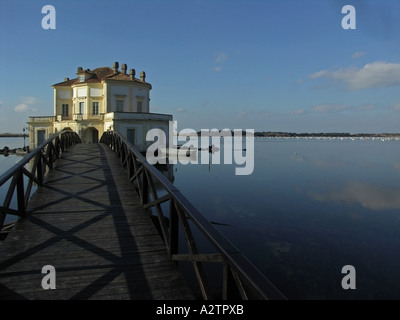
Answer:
[
  {"xmin": 253, "ymin": 132, "xmax": 400, "ymax": 138},
  {"xmin": 194, "ymin": 131, "xmax": 400, "ymax": 138},
  {"xmin": 1, "ymin": 132, "xmax": 400, "ymax": 138},
  {"xmin": 0, "ymin": 133, "xmax": 28, "ymax": 137}
]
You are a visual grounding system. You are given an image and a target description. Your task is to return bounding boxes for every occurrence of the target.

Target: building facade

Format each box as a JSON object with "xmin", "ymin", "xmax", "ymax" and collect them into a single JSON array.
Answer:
[{"xmin": 28, "ymin": 62, "xmax": 172, "ymax": 152}]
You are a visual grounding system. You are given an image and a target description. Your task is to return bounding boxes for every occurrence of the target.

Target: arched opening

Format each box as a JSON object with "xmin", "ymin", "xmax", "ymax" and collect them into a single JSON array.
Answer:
[{"xmin": 84, "ymin": 127, "xmax": 99, "ymax": 144}]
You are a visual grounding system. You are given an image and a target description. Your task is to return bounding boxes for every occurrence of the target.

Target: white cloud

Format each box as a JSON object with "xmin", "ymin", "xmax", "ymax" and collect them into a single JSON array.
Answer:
[
  {"xmin": 13, "ymin": 96, "xmax": 40, "ymax": 113},
  {"xmin": 212, "ymin": 52, "xmax": 228, "ymax": 72},
  {"xmin": 393, "ymin": 102, "xmax": 400, "ymax": 110},
  {"xmin": 14, "ymin": 104, "xmax": 30, "ymax": 113},
  {"xmin": 309, "ymin": 61, "xmax": 400, "ymax": 90},
  {"xmin": 352, "ymin": 51, "xmax": 367, "ymax": 59},
  {"xmin": 291, "ymin": 108, "xmax": 305, "ymax": 115},
  {"xmin": 312, "ymin": 104, "xmax": 350, "ymax": 113},
  {"xmin": 176, "ymin": 107, "xmax": 186, "ymax": 112},
  {"xmin": 214, "ymin": 52, "xmax": 228, "ymax": 63},
  {"xmin": 14, "ymin": 103, "xmax": 37, "ymax": 113},
  {"xmin": 21, "ymin": 96, "xmax": 40, "ymax": 105}
]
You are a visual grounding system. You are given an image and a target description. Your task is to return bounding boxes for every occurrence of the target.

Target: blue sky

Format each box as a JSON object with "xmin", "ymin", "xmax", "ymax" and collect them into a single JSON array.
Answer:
[{"xmin": 0, "ymin": 0, "xmax": 399, "ymax": 133}]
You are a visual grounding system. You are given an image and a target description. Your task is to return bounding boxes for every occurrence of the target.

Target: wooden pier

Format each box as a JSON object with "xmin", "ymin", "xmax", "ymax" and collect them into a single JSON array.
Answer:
[{"xmin": 0, "ymin": 143, "xmax": 194, "ymax": 299}]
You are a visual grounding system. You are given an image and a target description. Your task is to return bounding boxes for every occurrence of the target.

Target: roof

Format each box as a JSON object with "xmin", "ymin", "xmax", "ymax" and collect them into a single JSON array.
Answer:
[{"xmin": 52, "ymin": 66, "xmax": 151, "ymax": 88}]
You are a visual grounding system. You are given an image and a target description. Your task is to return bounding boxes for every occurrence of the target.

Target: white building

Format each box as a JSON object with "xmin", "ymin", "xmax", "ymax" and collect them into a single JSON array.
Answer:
[{"xmin": 28, "ymin": 62, "xmax": 172, "ymax": 152}]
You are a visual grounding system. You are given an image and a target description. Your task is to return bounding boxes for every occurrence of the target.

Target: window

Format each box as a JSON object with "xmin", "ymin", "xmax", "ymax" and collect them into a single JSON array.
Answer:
[
  {"xmin": 62, "ymin": 104, "xmax": 69, "ymax": 117},
  {"xmin": 79, "ymin": 75, "xmax": 85, "ymax": 82},
  {"xmin": 127, "ymin": 129, "xmax": 135, "ymax": 145},
  {"xmin": 92, "ymin": 102, "xmax": 99, "ymax": 115},
  {"xmin": 137, "ymin": 101, "xmax": 142, "ymax": 113},
  {"xmin": 116, "ymin": 100, "xmax": 124, "ymax": 112},
  {"xmin": 79, "ymin": 102, "xmax": 85, "ymax": 114}
]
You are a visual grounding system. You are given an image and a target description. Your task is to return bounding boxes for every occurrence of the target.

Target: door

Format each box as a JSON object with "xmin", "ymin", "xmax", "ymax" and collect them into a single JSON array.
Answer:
[{"xmin": 37, "ymin": 130, "xmax": 46, "ymax": 146}]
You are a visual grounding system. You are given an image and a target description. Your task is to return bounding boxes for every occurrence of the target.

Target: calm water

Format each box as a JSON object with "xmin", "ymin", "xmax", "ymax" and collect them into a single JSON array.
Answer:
[
  {"xmin": 1, "ymin": 137, "xmax": 400, "ymax": 299},
  {"xmin": 0, "ymin": 137, "xmax": 28, "ymax": 176},
  {"xmin": 0, "ymin": 137, "xmax": 31, "ymax": 225},
  {"xmin": 171, "ymin": 137, "xmax": 400, "ymax": 299}
]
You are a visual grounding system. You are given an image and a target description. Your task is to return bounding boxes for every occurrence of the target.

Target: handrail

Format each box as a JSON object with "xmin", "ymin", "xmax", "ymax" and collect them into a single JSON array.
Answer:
[
  {"xmin": 0, "ymin": 130, "xmax": 81, "ymax": 235},
  {"xmin": 100, "ymin": 130, "xmax": 287, "ymax": 300}
]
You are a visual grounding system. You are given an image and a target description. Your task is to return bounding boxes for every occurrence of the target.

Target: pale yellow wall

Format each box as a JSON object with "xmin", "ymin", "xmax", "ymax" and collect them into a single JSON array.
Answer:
[
  {"xmin": 70, "ymin": 83, "xmax": 105, "ymax": 118},
  {"xmin": 54, "ymin": 88, "xmax": 73, "ymax": 119},
  {"xmin": 105, "ymin": 81, "xmax": 151, "ymax": 113}
]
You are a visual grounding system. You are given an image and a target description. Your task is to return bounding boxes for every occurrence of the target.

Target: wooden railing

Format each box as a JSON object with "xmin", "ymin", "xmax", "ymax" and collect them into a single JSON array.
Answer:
[
  {"xmin": 0, "ymin": 130, "xmax": 81, "ymax": 237},
  {"xmin": 100, "ymin": 131, "xmax": 287, "ymax": 300}
]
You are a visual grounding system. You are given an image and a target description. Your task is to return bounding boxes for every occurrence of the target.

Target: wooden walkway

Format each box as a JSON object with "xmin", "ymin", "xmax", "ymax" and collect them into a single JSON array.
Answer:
[{"xmin": 0, "ymin": 143, "xmax": 194, "ymax": 300}]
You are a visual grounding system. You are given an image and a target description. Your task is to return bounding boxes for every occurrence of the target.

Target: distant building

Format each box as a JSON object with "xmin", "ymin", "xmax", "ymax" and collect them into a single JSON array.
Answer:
[{"xmin": 27, "ymin": 62, "xmax": 172, "ymax": 152}]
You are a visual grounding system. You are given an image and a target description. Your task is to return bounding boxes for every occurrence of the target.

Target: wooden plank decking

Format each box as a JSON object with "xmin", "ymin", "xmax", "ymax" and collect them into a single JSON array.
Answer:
[{"xmin": 0, "ymin": 143, "xmax": 194, "ymax": 300}]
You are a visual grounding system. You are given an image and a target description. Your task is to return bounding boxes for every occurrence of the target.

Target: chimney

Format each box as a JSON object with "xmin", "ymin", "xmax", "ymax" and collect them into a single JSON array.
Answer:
[
  {"xmin": 77, "ymin": 67, "xmax": 83, "ymax": 73},
  {"xmin": 140, "ymin": 71, "xmax": 146, "ymax": 82},
  {"xmin": 64, "ymin": 77, "xmax": 70, "ymax": 82},
  {"xmin": 129, "ymin": 69, "xmax": 136, "ymax": 80},
  {"xmin": 113, "ymin": 61, "xmax": 119, "ymax": 73},
  {"xmin": 121, "ymin": 64, "xmax": 127, "ymax": 74}
]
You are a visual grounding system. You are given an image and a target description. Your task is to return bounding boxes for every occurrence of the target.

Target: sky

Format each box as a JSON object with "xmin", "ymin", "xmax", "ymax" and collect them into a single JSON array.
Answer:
[{"xmin": 0, "ymin": 0, "xmax": 399, "ymax": 134}]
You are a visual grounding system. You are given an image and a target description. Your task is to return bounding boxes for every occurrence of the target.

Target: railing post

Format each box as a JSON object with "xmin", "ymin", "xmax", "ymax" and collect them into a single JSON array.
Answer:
[
  {"xmin": 16, "ymin": 169, "xmax": 26, "ymax": 217},
  {"xmin": 60, "ymin": 135, "xmax": 65, "ymax": 152},
  {"xmin": 37, "ymin": 154, "xmax": 43, "ymax": 186},
  {"xmin": 48, "ymin": 142, "xmax": 54, "ymax": 169},
  {"xmin": 54, "ymin": 137, "xmax": 59, "ymax": 158},
  {"xmin": 111, "ymin": 134, "xmax": 115, "ymax": 151},
  {"xmin": 176, "ymin": 203, "xmax": 212, "ymax": 300},
  {"xmin": 121, "ymin": 143, "xmax": 126, "ymax": 167},
  {"xmin": 142, "ymin": 168, "xmax": 149, "ymax": 206},
  {"xmin": 223, "ymin": 262, "xmax": 235, "ymax": 300},
  {"xmin": 169, "ymin": 198, "xmax": 179, "ymax": 259}
]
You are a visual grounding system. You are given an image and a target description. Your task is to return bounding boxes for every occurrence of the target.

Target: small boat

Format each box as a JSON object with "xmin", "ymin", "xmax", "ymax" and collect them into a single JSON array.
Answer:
[{"xmin": 0, "ymin": 146, "xmax": 29, "ymax": 156}]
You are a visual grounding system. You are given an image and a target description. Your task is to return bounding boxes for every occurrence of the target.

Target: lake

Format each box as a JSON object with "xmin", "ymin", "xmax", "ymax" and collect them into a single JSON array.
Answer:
[
  {"xmin": 1, "ymin": 136, "xmax": 400, "ymax": 299},
  {"xmin": 171, "ymin": 137, "xmax": 400, "ymax": 299},
  {"xmin": 0, "ymin": 137, "xmax": 31, "ymax": 225},
  {"xmin": 0, "ymin": 137, "xmax": 27, "ymax": 170}
]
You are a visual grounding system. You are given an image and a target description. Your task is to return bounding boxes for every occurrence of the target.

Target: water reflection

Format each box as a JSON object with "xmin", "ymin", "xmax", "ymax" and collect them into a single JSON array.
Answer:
[{"xmin": 310, "ymin": 181, "xmax": 400, "ymax": 211}]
